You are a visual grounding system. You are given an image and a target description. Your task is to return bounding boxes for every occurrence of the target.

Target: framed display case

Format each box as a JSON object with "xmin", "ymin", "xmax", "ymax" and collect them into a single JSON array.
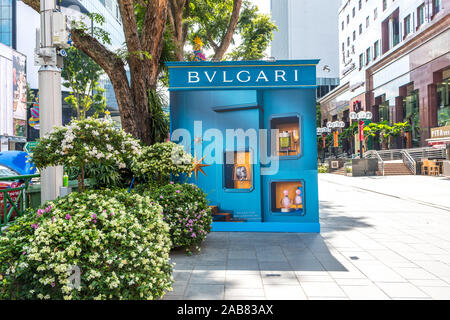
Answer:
[
  {"xmin": 223, "ymin": 150, "xmax": 253, "ymax": 191},
  {"xmin": 270, "ymin": 114, "xmax": 301, "ymax": 158},
  {"xmin": 270, "ymin": 180, "xmax": 305, "ymax": 215}
]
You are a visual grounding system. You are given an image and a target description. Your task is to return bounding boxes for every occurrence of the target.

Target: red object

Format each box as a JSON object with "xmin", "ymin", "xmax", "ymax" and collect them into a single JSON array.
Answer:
[
  {"xmin": 0, "ymin": 181, "xmax": 23, "ymax": 221},
  {"xmin": 322, "ymin": 133, "xmax": 326, "ymax": 148},
  {"xmin": 358, "ymin": 120, "xmax": 365, "ymax": 141},
  {"xmin": 333, "ymin": 131, "xmax": 339, "ymax": 147}
]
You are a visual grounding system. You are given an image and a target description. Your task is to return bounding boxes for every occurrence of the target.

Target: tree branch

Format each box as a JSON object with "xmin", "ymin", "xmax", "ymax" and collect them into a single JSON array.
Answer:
[{"xmin": 212, "ymin": 0, "xmax": 242, "ymax": 60}]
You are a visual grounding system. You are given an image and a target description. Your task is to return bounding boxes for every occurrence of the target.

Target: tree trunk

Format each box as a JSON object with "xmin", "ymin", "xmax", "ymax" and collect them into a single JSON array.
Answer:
[{"xmin": 24, "ymin": 0, "xmax": 168, "ymax": 146}]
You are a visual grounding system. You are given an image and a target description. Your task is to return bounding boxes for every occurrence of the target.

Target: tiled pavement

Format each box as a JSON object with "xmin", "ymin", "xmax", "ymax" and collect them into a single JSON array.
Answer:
[{"xmin": 163, "ymin": 174, "xmax": 450, "ymax": 300}]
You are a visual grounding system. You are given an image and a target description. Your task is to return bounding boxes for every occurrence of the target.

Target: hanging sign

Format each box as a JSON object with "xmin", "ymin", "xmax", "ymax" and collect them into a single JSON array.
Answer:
[{"xmin": 166, "ymin": 60, "xmax": 318, "ymax": 90}]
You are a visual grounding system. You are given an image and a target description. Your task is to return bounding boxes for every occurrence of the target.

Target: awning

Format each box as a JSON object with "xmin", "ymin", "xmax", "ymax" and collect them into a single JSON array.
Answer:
[{"xmin": 426, "ymin": 137, "xmax": 450, "ymax": 146}]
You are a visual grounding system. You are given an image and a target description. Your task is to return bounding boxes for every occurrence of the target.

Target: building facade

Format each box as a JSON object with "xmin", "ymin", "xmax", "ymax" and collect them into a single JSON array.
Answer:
[
  {"xmin": 320, "ymin": 0, "xmax": 450, "ymax": 149},
  {"xmin": 270, "ymin": 0, "xmax": 340, "ymax": 99},
  {"xmin": 0, "ymin": 42, "xmax": 27, "ymax": 151},
  {"xmin": 0, "ymin": 0, "xmax": 124, "ymax": 133}
]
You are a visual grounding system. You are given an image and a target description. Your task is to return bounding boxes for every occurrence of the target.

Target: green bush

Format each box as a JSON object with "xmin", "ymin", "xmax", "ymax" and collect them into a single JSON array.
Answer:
[
  {"xmin": 0, "ymin": 189, "xmax": 173, "ymax": 300},
  {"xmin": 136, "ymin": 182, "xmax": 212, "ymax": 254},
  {"xmin": 318, "ymin": 165, "xmax": 328, "ymax": 173},
  {"xmin": 32, "ymin": 118, "xmax": 142, "ymax": 191},
  {"xmin": 131, "ymin": 142, "xmax": 193, "ymax": 185}
]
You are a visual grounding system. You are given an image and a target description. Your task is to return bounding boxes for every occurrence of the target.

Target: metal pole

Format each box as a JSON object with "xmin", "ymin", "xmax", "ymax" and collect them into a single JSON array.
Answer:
[{"xmin": 38, "ymin": 0, "xmax": 63, "ymax": 203}]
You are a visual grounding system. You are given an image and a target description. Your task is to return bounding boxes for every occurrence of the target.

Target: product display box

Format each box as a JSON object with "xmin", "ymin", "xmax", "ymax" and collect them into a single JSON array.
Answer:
[{"xmin": 167, "ymin": 60, "xmax": 320, "ymax": 232}]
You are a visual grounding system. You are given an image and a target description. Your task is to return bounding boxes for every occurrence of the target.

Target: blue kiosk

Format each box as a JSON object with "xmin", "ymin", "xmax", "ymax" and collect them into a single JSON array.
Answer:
[{"xmin": 167, "ymin": 60, "xmax": 320, "ymax": 233}]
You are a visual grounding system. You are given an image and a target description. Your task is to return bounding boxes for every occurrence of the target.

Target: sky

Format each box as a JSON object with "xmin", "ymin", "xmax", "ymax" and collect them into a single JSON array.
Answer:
[{"xmin": 252, "ymin": 0, "xmax": 271, "ymax": 14}]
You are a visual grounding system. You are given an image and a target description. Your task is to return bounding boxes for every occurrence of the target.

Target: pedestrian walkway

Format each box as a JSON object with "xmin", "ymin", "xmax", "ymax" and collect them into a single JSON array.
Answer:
[{"xmin": 163, "ymin": 174, "xmax": 450, "ymax": 300}]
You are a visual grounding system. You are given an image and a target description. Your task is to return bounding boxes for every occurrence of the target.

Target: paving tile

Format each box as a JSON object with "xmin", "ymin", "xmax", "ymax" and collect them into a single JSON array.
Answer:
[
  {"xmin": 375, "ymin": 282, "xmax": 429, "ymax": 299},
  {"xmin": 185, "ymin": 284, "xmax": 225, "ymax": 300},
  {"xmin": 261, "ymin": 271, "xmax": 300, "ymax": 285},
  {"xmin": 224, "ymin": 288, "xmax": 265, "ymax": 297},
  {"xmin": 297, "ymin": 275, "xmax": 334, "ymax": 282},
  {"xmin": 334, "ymin": 278, "xmax": 373, "ymax": 286},
  {"xmin": 300, "ymin": 282, "xmax": 347, "ymax": 298},
  {"xmin": 225, "ymin": 274, "xmax": 263, "ymax": 289},
  {"xmin": 352, "ymin": 261, "xmax": 406, "ymax": 282},
  {"xmin": 418, "ymin": 286, "xmax": 450, "ymax": 299},
  {"xmin": 409, "ymin": 279, "xmax": 450, "ymax": 287},
  {"xmin": 392, "ymin": 267, "xmax": 438, "ymax": 280},
  {"xmin": 263, "ymin": 285, "xmax": 307, "ymax": 300},
  {"xmin": 340, "ymin": 285, "xmax": 390, "ymax": 300}
]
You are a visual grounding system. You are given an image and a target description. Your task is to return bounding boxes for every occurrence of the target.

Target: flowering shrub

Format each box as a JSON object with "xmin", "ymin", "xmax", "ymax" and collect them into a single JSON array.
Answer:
[
  {"xmin": 136, "ymin": 182, "xmax": 212, "ymax": 254},
  {"xmin": 32, "ymin": 118, "xmax": 142, "ymax": 190},
  {"xmin": 0, "ymin": 189, "xmax": 173, "ymax": 300},
  {"xmin": 131, "ymin": 142, "xmax": 193, "ymax": 185}
]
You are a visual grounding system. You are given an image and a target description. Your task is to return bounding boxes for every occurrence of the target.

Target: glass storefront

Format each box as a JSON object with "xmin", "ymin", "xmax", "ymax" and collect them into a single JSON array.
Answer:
[
  {"xmin": 0, "ymin": 0, "xmax": 13, "ymax": 47},
  {"xmin": 403, "ymin": 89, "xmax": 420, "ymax": 148},
  {"xmin": 437, "ymin": 77, "xmax": 450, "ymax": 127},
  {"xmin": 379, "ymin": 100, "xmax": 390, "ymax": 123}
]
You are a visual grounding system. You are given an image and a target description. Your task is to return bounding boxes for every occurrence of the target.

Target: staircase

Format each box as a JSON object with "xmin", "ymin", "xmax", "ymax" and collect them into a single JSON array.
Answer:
[
  {"xmin": 330, "ymin": 167, "xmax": 346, "ymax": 176},
  {"xmin": 209, "ymin": 205, "xmax": 246, "ymax": 222},
  {"xmin": 377, "ymin": 161, "xmax": 413, "ymax": 176}
]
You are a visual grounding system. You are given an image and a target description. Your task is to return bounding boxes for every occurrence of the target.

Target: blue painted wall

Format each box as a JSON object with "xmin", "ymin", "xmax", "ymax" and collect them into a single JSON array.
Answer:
[{"xmin": 168, "ymin": 60, "xmax": 319, "ymax": 232}]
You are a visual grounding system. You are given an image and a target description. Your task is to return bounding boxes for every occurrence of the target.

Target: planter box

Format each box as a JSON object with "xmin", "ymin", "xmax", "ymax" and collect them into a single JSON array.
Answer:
[
  {"xmin": 327, "ymin": 158, "xmax": 346, "ymax": 173},
  {"xmin": 351, "ymin": 159, "xmax": 378, "ymax": 177}
]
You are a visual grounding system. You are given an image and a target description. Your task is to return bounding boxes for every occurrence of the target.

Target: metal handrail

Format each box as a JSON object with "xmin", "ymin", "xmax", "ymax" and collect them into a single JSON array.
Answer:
[
  {"xmin": 0, "ymin": 173, "xmax": 40, "ymax": 234},
  {"xmin": 364, "ymin": 150, "xmax": 384, "ymax": 175},
  {"xmin": 401, "ymin": 150, "xmax": 416, "ymax": 175}
]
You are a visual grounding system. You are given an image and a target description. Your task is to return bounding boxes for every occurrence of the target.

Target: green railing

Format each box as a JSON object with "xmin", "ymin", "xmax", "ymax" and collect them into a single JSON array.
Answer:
[{"xmin": 0, "ymin": 174, "xmax": 40, "ymax": 234}]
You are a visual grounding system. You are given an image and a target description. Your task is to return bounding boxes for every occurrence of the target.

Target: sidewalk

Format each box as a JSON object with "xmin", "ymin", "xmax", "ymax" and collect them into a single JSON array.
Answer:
[
  {"xmin": 163, "ymin": 175, "xmax": 450, "ymax": 300},
  {"xmin": 319, "ymin": 173, "xmax": 450, "ymax": 210}
]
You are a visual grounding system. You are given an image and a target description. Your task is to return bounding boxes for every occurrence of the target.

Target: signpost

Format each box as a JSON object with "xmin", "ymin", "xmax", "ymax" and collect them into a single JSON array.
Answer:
[{"xmin": 24, "ymin": 141, "xmax": 38, "ymax": 154}]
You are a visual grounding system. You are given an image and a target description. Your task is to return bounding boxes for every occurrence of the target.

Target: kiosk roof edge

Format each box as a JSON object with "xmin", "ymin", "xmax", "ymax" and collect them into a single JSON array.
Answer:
[{"xmin": 165, "ymin": 59, "xmax": 320, "ymax": 68}]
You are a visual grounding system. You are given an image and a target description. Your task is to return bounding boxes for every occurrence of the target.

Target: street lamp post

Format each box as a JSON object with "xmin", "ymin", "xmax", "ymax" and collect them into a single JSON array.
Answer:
[
  {"xmin": 350, "ymin": 111, "xmax": 373, "ymax": 159},
  {"xmin": 35, "ymin": 0, "xmax": 70, "ymax": 203}
]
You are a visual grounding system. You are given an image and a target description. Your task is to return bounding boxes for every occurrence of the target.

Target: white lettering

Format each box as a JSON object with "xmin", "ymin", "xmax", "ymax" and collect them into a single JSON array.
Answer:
[
  {"xmin": 204, "ymin": 71, "xmax": 216, "ymax": 83},
  {"xmin": 188, "ymin": 71, "xmax": 200, "ymax": 83},
  {"xmin": 236, "ymin": 70, "xmax": 251, "ymax": 83},
  {"xmin": 223, "ymin": 71, "xmax": 233, "ymax": 83},
  {"xmin": 256, "ymin": 70, "xmax": 269, "ymax": 82},
  {"xmin": 294, "ymin": 69, "xmax": 299, "ymax": 81},
  {"xmin": 275, "ymin": 70, "xmax": 287, "ymax": 82}
]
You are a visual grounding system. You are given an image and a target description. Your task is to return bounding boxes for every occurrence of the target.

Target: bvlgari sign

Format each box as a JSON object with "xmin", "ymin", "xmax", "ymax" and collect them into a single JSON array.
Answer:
[
  {"xmin": 430, "ymin": 126, "xmax": 450, "ymax": 139},
  {"xmin": 166, "ymin": 60, "xmax": 318, "ymax": 90}
]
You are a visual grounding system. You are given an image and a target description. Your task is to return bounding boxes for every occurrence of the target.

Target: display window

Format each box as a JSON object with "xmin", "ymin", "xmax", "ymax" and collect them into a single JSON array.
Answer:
[
  {"xmin": 223, "ymin": 150, "xmax": 253, "ymax": 191},
  {"xmin": 270, "ymin": 180, "xmax": 305, "ymax": 215},
  {"xmin": 270, "ymin": 115, "xmax": 301, "ymax": 158}
]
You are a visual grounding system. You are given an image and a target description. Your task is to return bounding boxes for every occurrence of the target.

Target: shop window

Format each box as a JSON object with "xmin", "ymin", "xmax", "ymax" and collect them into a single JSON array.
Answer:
[
  {"xmin": 270, "ymin": 115, "xmax": 301, "ymax": 158},
  {"xmin": 379, "ymin": 101, "xmax": 390, "ymax": 123},
  {"xmin": 403, "ymin": 89, "xmax": 420, "ymax": 148},
  {"xmin": 437, "ymin": 78, "xmax": 450, "ymax": 127},
  {"xmin": 270, "ymin": 181, "xmax": 304, "ymax": 215},
  {"xmin": 223, "ymin": 150, "xmax": 253, "ymax": 191}
]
